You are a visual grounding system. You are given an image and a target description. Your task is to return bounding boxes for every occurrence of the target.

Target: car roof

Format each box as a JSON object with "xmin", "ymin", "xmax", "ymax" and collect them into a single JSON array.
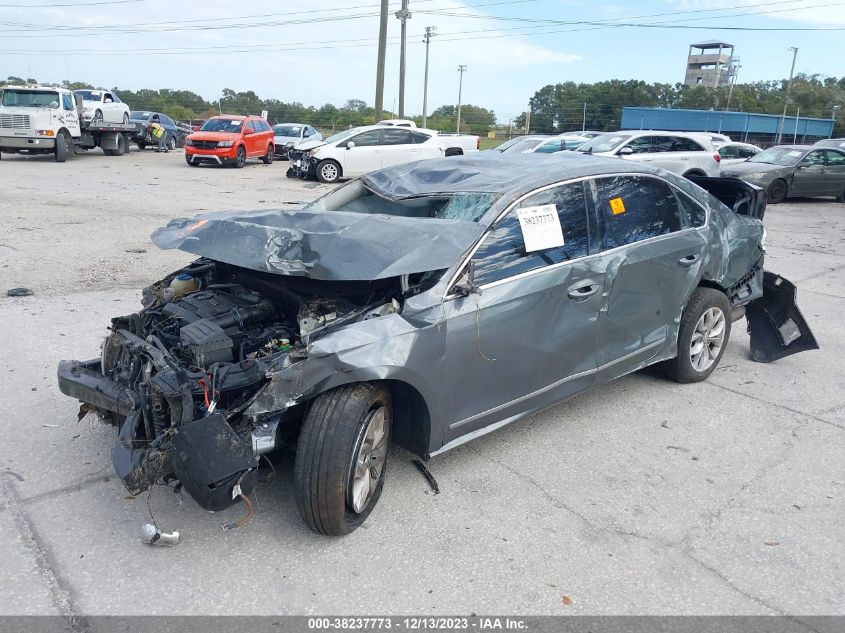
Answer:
[
  {"xmin": 213, "ymin": 114, "xmax": 247, "ymax": 120},
  {"xmin": 364, "ymin": 152, "xmax": 679, "ymax": 201}
]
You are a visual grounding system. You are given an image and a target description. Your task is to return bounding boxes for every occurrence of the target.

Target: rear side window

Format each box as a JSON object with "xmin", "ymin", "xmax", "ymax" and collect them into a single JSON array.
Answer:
[
  {"xmin": 382, "ymin": 129, "xmax": 414, "ymax": 145},
  {"xmin": 675, "ymin": 190, "xmax": 707, "ymax": 228},
  {"xmin": 471, "ymin": 182, "xmax": 591, "ymax": 286},
  {"xmin": 411, "ymin": 131, "xmax": 431, "ymax": 144},
  {"xmin": 669, "ymin": 137, "xmax": 705, "ymax": 152},
  {"xmin": 534, "ymin": 141, "xmax": 562, "ymax": 154},
  {"xmin": 824, "ymin": 150, "xmax": 845, "ymax": 166},
  {"xmin": 718, "ymin": 146, "xmax": 736, "ymax": 159},
  {"xmin": 592, "ymin": 176, "xmax": 682, "ymax": 250},
  {"xmin": 625, "ymin": 136, "xmax": 652, "ymax": 154}
]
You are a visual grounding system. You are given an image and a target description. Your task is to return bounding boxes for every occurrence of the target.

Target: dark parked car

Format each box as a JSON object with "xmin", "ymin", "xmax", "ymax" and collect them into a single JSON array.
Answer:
[
  {"xmin": 814, "ymin": 138, "xmax": 845, "ymax": 150},
  {"xmin": 721, "ymin": 145, "xmax": 845, "ymax": 203},
  {"xmin": 57, "ymin": 154, "xmax": 817, "ymax": 536},
  {"xmin": 130, "ymin": 111, "xmax": 178, "ymax": 150}
]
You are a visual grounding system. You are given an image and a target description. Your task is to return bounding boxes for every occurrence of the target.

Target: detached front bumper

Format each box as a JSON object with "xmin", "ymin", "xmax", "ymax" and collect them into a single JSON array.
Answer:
[{"xmin": 57, "ymin": 359, "xmax": 257, "ymax": 510}]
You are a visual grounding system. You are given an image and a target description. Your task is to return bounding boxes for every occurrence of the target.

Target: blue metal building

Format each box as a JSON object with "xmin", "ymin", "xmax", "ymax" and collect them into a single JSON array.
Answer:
[{"xmin": 621, "ymin": 107, "xmax": 834, "ymax": 143}]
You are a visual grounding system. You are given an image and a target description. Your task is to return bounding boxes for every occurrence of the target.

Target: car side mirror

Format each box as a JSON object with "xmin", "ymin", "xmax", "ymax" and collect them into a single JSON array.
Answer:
[
  {"xmin": 346, "ymin": 141, "xmax": 355, "ymax": 150},
  {"xmin": 618, "ymin": 146, "xmax": 634, "ymax": 156},
  {"xmin": 452, "ymin": 262, "xmax": 481, "ymax": 297}
]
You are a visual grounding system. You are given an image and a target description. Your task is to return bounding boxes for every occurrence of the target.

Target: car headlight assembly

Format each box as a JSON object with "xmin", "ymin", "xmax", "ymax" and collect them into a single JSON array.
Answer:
[
  {"xmin": 217, "ymin": 140, "xmax": 234, "ymax": 148},
  {"xmin": 184, "ymin": 139, "xmax": 194, "ymax": 147},
  {"xmin": 744, "ymin": 172, "xmax": 771, "ymax": 181}
]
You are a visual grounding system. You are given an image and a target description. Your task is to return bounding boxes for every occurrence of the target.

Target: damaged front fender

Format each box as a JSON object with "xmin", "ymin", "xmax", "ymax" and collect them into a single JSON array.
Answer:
[{"xmin": 746, "ymin": 271, "xmax": 819, "ymax": 363}]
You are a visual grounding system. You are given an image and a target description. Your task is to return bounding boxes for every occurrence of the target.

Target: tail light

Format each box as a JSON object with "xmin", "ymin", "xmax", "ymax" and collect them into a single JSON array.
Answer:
[{"xmin": 714, "ymin": 153, "xmax": 721, "ymax": 163}]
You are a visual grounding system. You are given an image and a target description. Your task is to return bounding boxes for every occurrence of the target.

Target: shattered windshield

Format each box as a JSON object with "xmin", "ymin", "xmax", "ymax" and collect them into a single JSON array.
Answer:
[
  {"xmin": 323, "ymin": 129, "xmax": 358, "ymax": 144},
  {"xmin": 307, "ymin": 182, "xmax": 496, "ymax": 222},
  {"xmin": 748, "ymin": 147, "xmax": 805, "ymax": 166},
  {"xmin": 274, "ymin": 125, "xmax": 302, "ymax": 136},
  {"xmin": 576, "ymin": 133, "xmax": 630, "ymax": 153},
  {"xmin": 1, "ymin": 89, "xmax": 60, "ymax": 108}
]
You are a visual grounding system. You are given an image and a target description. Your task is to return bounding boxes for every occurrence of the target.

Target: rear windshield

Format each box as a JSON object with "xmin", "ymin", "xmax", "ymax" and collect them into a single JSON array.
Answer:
[
  {"xmin": 501, "ymin": 138, "xmax": 545, "ymax": 153},
  {"xmin": 576, "ymin": 133, "xmax": 630, "ymax": 153},
  {"xmin": 748, "ymin": 147, "xmax": 805, "ymax": 166},
  {"xmin": 201, "ymin": 118, "xmax": 243, "ymax": 132},
  {"xmin": 130, "ymin": 111, "xmax": 152, "ymax": 120},
  {"xmin": 1, "ymin": 89, "xmax": 60, "ymax": 108},
  {"xmin": 307, "ymin": 182, "xmax": 496, "ymax": 222}
]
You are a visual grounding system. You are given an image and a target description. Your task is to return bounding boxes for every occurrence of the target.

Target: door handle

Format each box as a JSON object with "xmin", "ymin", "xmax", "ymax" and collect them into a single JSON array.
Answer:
[
  {"xmin": 567, "ymin": 283, "xmax": 601, "ymax": 301},
  {"xmin": 678, "ymin": 254, "xmax": 699, "ymax": 267}
]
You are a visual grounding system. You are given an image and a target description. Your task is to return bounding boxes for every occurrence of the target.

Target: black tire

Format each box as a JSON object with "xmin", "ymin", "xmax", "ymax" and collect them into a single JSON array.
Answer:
[
  {"xmin": 93, "ymin": 109, "xmax": 103, "ymax": 123},
  {"xmin": 767, "ymin": 179, "xmax": 787, "ymax": 204},
  {"xmin": 662, "ymin": 287, "xmax": 732, "ymax": 383},
  {"xmin": 115, "ymin": 133, "xmax": 126, "ymax": 156},
  {"xmin": 294, "ymin": 383, "xmax": 392, "ymax": 536},
  {"xmin": 445, "ymin": 147, "xmax": 463, "ymax": 157},
  {"xmin": 683, "ymin": 170, "xmax": 706, "ymax": 179},
  {"xmin": 137, "ymin": 141, "xmax": 147, "ymax": 150},
  {"xmin": 261, "ymin": 144, "xmax": 274, "ymax": 164},
  {"xmin": 168, "ymin": 135, "xmax": 176, "ymax": 151},
  {"xmin": 316, "ymin": 159, "xmax": 341, "ymax": 183},
  {"xmin": 55, "ymin": 132, "xmax": 67, "ymax": 163},
  {"xmin": 836, "ymin": 188, "xmax": 845, "ymax": 203},
  {"xmin": 122, "ymin": 112, "xmax": 130, "ymax": 124},
  {"xmin": 234, "ymin": 145, "xmax": 246, "ymax": 168}
]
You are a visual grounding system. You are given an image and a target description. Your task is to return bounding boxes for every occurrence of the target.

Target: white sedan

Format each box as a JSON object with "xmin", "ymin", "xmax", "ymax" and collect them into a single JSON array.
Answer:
[
  {"xmin": 287, "ymin": 125, "xmax": 445, "ymax": 183},
  {"xmin": 73, "ymin": 89, "xmax": 130, "ymax": 124}
]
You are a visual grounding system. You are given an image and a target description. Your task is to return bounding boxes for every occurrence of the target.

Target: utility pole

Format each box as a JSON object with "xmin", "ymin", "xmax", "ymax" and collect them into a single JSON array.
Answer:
[
  {"xmin": 422, "ymin": 26, "xmax": 436, "ymax": 128},
  {"xmin": 832, "ymin": 105, "xmax": 841, "ymax": 138},
  {"xmin": 582, "ymin": 101, "xmax": 587, "ymax": 132},
  {"xmin": 776, "ymin": 47, "xmax": 798, "ymax": 144},
  {"xmin": 374, "ymin": 0, "xmax": 389, "ymax": 122},
  {"xmin": 456, "ymin": 64, "xmax": 467, "ymax": 134},
  {"xmin": 396, "ymin": 0, "xmax": 411, "ymax": 118},
  {"xmin": 525, "ymin": 107, "xmax": 531, "ymax": 134}
]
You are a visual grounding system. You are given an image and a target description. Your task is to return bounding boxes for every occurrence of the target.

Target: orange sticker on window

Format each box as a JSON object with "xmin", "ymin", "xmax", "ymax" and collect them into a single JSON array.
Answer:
[{"xmin": 609, "ymin": 197, "xmax": 626, "ymax": 215}]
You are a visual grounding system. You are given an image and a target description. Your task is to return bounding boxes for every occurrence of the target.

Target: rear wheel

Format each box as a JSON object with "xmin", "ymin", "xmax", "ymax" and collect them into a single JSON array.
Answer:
[
  {"xmin": 445, "ymin": 147, "xmax": 463, "ymax": 157},
  {"xmin": 316, "ymin": 159, "xmax": 340, "ymax": 183},
  {"xmin": 122, "ymin": 112, "xmax": 130, "ymax": 124},
  {"xmin": 662, "ymin": 288, "xmax": 732, "ymax": 383},
  {"xmin": 294, "ymin": 383, "xmax": 392, "ymax": 536},
  {"xmin": 93, "ymin": 110, "xmax": 103, "ymax": 123},
  {"xmin": 261, "ymin": 144, "xmax": 274, "ymax": 164},
  {"xmin": 767, "ymin": 179, "xmax": 787, "ymax": 204},
  {"xmin": 234, "ymin": 145, "xmax": 246, "ymax": 168},
  {"xmin": 137, "ymin": 141, "xmax": 147, "ymax": 150},
  {"xmin": 168, "ymin": 135, "xmax": 176, "ymax": 151}
]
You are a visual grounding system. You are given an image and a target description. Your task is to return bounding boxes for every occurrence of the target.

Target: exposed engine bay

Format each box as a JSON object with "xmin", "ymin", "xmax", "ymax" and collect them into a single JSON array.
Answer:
[{"xmin": 58, "ymin": 258, "xmax": 424, "ymax": 511}]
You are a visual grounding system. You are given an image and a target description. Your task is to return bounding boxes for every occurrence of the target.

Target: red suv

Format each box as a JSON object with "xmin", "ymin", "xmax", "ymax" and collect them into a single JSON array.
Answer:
[{"xmin": 184, "ymin": 115, "xmax": 275, "ymax": 168}]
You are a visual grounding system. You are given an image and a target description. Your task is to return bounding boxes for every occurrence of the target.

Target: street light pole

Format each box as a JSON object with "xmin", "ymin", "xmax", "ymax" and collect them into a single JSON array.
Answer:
[
  {"xmin": 396, "ymin": 0, "xmax": 411, "ymax": 118},
  {"xmin": 832, "ymin": 105, "xmax": 841, "ymax": 138},
  {"xmin": 374, "ymin": 0, "xmax": 389, "ymax": 121},
  {"xmin": 776, "ymin": 47, "xmax": 798, "ymax": 144},
  {"xmin": 422, "ymin": 26, "xmax": 436, "ymax": 128},
  {"xmin": 456, "ymin": 64, "xmax": 467, "ymax": 134}
]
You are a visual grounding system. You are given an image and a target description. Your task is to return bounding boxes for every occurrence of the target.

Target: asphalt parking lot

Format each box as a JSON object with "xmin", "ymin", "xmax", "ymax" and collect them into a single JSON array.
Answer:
[{"xmin": 0, "ymin": 148, "xmax": 843, "ymax": 617}]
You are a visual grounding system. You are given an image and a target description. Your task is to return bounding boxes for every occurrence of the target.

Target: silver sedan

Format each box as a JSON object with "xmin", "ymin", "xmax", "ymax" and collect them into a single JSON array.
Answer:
[{"xmin": 721, "ymin": 145, "xmax": 845, "ymax": 203}]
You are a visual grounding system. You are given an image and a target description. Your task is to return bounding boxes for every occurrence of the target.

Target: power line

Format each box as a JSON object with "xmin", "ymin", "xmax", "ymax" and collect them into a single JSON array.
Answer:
[{"xmin": 0, "ymin": 0, "xmax": 143, "ymax": 6}]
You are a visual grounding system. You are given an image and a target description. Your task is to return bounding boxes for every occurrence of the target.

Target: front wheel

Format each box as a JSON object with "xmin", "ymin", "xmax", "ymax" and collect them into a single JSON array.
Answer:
[
  {"xmin": 662, "ymin": 287, "xmax": 732, "ymax": 383},
  {"xmin": 55, "ymin": 132, "xmax": 68, "ymax": 162},
  {"xmin": 316, "ymin": 159, "xmax": 340, "ymax": 183},
  {"xmin": 122, "ymin": 112, "xmax": 129, "ymax": 124},
  {"xmin": 767, "ymin": 179, "xmax": 787, "ymax": 204},
  {"xmin": 233, "ymin": 145, "xmax": 246, "ymax": 168},
  {"xmin": 261, "ymin": 145, "xmax": 274, "ymax": 164},
  {"xmin": 294, "ymin": 383, "xmax": 392, "ymax": 536}
]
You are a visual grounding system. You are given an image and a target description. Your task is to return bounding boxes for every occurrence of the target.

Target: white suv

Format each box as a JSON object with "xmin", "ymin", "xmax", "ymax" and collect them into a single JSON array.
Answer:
[
  {"xmin": 73, "ymin": 89, "xmax": 130, "ymax": 124},
  {"xmin": 576, "ymin": 131, "xmax": 721, "ymax": 177}
]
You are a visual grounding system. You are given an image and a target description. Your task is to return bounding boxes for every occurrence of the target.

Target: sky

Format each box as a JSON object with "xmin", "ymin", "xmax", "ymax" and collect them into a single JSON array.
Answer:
[{"xmin": 1, "ymin": 0, "xmax": 844, "ymax": 122}]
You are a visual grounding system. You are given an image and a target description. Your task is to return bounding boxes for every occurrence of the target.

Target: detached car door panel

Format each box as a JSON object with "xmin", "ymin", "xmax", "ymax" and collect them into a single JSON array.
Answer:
[
  {"xmin": 589, "ymin": 175, "xmax": 708, "ymax": 377},
  {"xmin": 442, "ymin": 181, "xmax": 603, "ymax": 443}
]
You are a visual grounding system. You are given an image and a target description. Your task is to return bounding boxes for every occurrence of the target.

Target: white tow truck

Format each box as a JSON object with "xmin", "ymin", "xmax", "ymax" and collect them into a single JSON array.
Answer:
[{"xmin": 0, "ymin": 84, "xmax": 141, "ymax": 162}]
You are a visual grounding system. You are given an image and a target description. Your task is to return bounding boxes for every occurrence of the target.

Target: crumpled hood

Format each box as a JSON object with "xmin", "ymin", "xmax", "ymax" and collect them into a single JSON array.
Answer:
[
  {"xmin": 295, "ymin": 138, "xmax": 329, "ymax": 152},
  {"xmin": 721, "ymin": 161, "xmax": 786, "ymax": 176},
  {"xmin": 151, "ymin": 208, "xmax": 484, "ymax": 281}
]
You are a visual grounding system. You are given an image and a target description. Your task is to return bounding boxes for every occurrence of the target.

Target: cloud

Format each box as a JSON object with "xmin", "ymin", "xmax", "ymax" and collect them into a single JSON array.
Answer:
[{"xmin": 664, "ymin": 0, "xmax": 845, "ymax": 25}]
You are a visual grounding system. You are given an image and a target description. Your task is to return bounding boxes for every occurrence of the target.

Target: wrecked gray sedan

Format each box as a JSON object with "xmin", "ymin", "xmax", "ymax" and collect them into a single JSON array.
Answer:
[{"xmin": 58, "ymin": 154, "xmax": 818, "ymax": 536}]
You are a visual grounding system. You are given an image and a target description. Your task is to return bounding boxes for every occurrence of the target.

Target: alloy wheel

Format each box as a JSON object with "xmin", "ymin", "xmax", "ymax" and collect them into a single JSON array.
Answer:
[
  {"xmin": 348, "ymin": 406, "xmax": 389, "ymax": 514},
  {"xmin": 690, "ymin": 307, "xmax": 726, "ymax": 372}
]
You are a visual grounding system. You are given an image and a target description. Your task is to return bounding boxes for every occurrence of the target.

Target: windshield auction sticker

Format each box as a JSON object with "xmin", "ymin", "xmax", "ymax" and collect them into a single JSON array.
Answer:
[
  {"xmin": 610, "ymin": 197, "xmax": 626, "ymax": 215},
  {"xmin": 517, "ymin": 204, "xmax": 564, "ymax": 252}
]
